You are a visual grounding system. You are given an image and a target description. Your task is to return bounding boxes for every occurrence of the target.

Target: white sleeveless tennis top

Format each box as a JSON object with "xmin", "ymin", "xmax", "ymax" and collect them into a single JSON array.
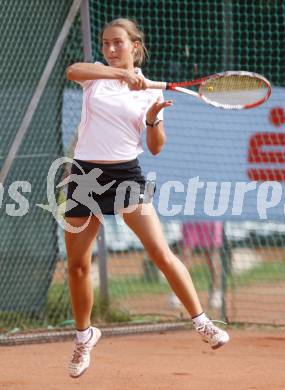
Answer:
[{"xmin": 74, "ymin": 64, "xmax": 164, "ymax": 161}]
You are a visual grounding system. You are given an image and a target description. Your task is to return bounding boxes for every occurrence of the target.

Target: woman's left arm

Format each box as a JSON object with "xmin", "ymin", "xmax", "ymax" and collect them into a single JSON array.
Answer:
[
  {"xmin": 146, "ymin": 98, "xmax": 173, "ymax": 155},
  {"xmin": 146, "ymin": 122, "xmax": 166, "ymax": 155}
]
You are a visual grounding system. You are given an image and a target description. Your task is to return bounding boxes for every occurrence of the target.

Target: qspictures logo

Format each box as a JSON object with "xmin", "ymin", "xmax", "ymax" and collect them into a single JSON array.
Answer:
[{"xmin": 1, "ymin": 157, "xmax": 285, "ymax": 233}]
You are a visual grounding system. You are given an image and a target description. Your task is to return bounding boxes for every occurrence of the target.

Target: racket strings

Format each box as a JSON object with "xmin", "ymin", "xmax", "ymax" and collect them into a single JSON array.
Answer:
[
  {"xmin": 200, "ymin": 75, "xmax": 266, "ymax": 94},
  {"xmin": 198, "ymin": 74, "xmax": 270, "ymax": 108}
]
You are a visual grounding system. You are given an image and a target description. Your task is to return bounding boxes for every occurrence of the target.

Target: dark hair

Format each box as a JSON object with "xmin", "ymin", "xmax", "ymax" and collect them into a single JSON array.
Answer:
[{"xmin": 100, "ymin": 18, "xmax": 148, "ymax": 66}]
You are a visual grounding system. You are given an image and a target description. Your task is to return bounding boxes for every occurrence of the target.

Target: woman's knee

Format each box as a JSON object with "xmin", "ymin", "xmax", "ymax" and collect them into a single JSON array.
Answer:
[
  {"xmin": 68, "ymin": 257, "xmax": 92, "ymax": 278},
  {"xmin": 147, "ymin": 245, "xmax": 173, "ymax": 269},
  {"xmin": 66, "ymin": 243, "xmax": 93, "ymax": 277},
  {"xmin": 65, "ymin": 221, "xmax": 98, "ymax": 278}
]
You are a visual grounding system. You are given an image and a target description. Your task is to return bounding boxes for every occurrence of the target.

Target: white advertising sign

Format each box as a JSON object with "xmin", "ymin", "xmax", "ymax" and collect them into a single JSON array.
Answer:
[{"xmin": 139, "ymin": 87, "xmax": 285, "ymax": 221}]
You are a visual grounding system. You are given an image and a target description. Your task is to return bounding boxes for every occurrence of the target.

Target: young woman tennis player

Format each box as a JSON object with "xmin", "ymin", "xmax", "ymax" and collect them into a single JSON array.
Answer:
[{"xmin": 65, "ymin": 17, "xmax": 229, "ymax": 378}]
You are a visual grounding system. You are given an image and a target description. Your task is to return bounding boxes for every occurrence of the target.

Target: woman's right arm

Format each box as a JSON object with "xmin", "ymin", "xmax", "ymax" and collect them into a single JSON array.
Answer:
[
  {"xmin": 66, "ymin": 62, "xmax": 147, "ymax": 90},
  {"xmin": 66, "ymin": 62, "xmax": 125, "ymax": 82}
]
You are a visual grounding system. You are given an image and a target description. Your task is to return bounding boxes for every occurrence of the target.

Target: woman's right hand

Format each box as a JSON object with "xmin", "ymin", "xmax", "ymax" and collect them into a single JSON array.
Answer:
[{"xmin": 121, "ymin": 70, "xmax": 148, "ymax": 90}]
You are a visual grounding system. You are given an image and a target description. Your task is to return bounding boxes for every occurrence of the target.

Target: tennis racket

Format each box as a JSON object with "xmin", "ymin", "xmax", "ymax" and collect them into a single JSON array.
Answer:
[{"xmin": 147, "ymin": 71, "xmax": 271, "ymax": 110}]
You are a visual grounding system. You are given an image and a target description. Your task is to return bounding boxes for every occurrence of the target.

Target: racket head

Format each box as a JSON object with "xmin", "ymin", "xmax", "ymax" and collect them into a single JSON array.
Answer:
[{"xmin": 197, "ymin": 71, "xmax": 271, "ymax": 109}]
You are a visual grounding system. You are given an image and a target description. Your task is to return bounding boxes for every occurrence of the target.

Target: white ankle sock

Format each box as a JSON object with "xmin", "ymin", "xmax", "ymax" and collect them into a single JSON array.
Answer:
[
  {"xmin": 192, "ymin": 312, "xmax": 209, "ymax": 328},
  {"xmin": 76, "ymin": 327, "xmax": 91, "ymax": 343}
]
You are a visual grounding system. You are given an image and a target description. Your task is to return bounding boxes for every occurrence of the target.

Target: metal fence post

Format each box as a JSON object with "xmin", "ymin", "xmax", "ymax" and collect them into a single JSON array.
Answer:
[
  {"xmin": 80, "ymin": 0, "xmax": 109, "ymax": 302},
  {"xmin": 80, "ymin": 0, "xmax": 93, "ymax": 62},
  {"xmin": 97, "ymin": 225, "xmax": 109, "ymax": 302}
]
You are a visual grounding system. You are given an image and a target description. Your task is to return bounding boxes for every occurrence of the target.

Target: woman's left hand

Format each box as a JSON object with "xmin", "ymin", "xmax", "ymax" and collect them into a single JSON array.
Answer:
[{"xmin": 146, "ymin": 97, "xmax": 173, "ymax": 124}]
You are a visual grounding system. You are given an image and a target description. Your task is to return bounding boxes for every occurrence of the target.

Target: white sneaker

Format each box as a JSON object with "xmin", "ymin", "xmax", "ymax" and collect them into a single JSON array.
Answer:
[
  {"xmin": 196, "ymin": 320, "xmax": 229, "ymax": 350},
  {"xmin": 68, "ymin": 326, "xmax": 102, "ymax": 378}
]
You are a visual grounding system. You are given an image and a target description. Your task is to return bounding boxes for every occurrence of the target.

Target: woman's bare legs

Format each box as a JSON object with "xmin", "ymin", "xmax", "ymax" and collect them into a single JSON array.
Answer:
[
  {"xmin": 122, "ymin": 204, "xmax": 203, "ymax": 317},
  {"xmin": 65, "ymin": 216, "xmax": 101, "ymax": 330}
]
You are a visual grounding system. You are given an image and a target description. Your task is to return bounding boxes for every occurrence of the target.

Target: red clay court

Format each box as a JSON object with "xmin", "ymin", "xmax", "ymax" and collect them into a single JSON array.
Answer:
[{"xmin": 1, "ymin": 328, "xmax": 285, "ymax": 390}]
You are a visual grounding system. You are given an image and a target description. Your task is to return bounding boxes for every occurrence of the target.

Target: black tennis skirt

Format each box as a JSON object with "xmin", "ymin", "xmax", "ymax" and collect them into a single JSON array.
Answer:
[{"xmin": 64, "ymin": 158, "xmax": 155, "ymax": 217}]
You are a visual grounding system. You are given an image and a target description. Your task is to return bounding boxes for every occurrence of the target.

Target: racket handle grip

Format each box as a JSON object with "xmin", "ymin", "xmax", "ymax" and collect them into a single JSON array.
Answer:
[{"xmin": 146, "ymin": 80, "xmax": 167, "ymax": 90}]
